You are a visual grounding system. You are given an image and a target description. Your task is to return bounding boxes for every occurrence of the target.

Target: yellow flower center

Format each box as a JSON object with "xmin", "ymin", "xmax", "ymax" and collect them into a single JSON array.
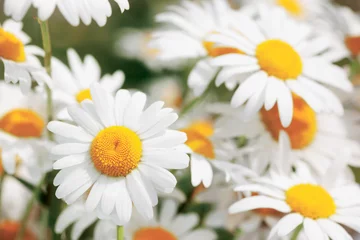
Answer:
[
  {"xmin": 203, "ymin": 41, "xmax": 244, "ymax": 57},
  {"xmin": 256, "ymin": 39, "xmax": 303, "ymax": 80},
  {"xmin": 90, "ymin": 126, "xmax": 142, "ymax": 177},
  {"xmin": 0, "ymin": 221, "xmax": 36, "ymax": 240},
  {"xmin": 0, "ymin": 109, "xmax": 45, "ymax": 138},
  {"xmin": 0, "ymin": 28, "xmax": 26, "ymax": 62},
  {"xmin": 260, "ymin": 94, "xmax": 317, "ymax": 149},
  {"xmin": 285, "ymin": 184, "xmax": 336, "ymax": 219},
  {"xmin": 133, "ymin": 227, "xmax": 177, "ymax": 240},
  {"xmin": 182, "ymin": 121, "xmax": 215, "ymax": 159},
  {"xmin": 276, "ymin": 0, "xmax": 303, "ymax": 16},
  {"xmin": 76, "ymin": 89, "xmax": 92, "ymax": 103},
  {"xmin": 345, "ymin": 36, "xmax": 360, "ymax": 56}
]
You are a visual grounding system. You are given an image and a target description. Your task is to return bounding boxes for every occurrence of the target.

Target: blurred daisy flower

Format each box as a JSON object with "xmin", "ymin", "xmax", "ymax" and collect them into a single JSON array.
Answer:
[
  {"xmin": 0, "ymin": 19, "xmax": 50, "ymax": 94},
  {"xmin": 52, "ymin": 49, "xmax": 125, "ymax": 119},
  {"xmin": 229, "ymin": 160, "xmax": 360, "ymax": 240},
  {"xmin": 125, "ymin": 199, "xmax": 216, "ymax": 240},
  {"xmin": 47, "ymin": 83, "xmax": 189, "ymax": 223},
  {"xmin": 151, "ymin": 0, "xmax": 241, "ymax": 96},
  {"xmin": 212, "ymin": 93, "xmax": 360, "ymax": 176},
  {"xmin": 0, "ymin": 83, "xmax": 53, "ymax": 182},
  {"xmin": 208, "ymin": 6, "xmax": 352, "ymax": 127},
  {"xmin": 4, "ymin": 0, "xmax": 130, "ymax": 27}
]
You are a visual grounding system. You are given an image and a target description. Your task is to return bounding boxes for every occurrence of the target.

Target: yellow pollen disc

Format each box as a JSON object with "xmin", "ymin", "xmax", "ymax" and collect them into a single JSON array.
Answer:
[
  {"xmin": 203, "ymin": 41, "xmax": 244, "ymax": 57},
  {"xmin": 182, "ymin": 121, "xmax": 215, "ymax": 159},
  {"xmin": 276, "ymin": 0, "xmax": 303, "ymax": 16},
  {"xmin": 133, "ymin": 227, "xmax": 177, "ymax": 240},
  {"xmin": 345, "ymin": 36, "xmax": 360, "ymax": 56},
  {"xmin": 0, "ymin": 221, "xmax": 36, "ymax": 240},
  {"xmin": 285, "ymin": 184, "xmax": 336, "ymax": 219},
  {"xmin": 260, "ymin": 93, "xmax": 317, "ymax": 149},
  {"xmin": 0, "ymin": 28, "xmax": 26, "ymax": 62},
  {"xmin": 256, "ymin": 39, "xmax": 303, "ymax": 80},
  {"xmin": 76, "ymin": 89, "xmax": 92, "ymax": 103},
  {"xmin": 0, "ymin": 109, "xmax": 45, "ymax": 138},
  {"xmin": 90, "ymin": 126, "xmax": 142, "ymax": 177}
]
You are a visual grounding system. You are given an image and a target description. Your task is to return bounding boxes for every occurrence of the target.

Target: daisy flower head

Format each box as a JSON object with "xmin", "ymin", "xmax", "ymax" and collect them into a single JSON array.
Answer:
[
  {"xmin": 208, "ymin": 6, "xmax": 353, "ymax": 127},
  {"xmin": 0, "ymin": 83, "xmax": 53, "ymax": 182},
  {"xmin": 4, "ymin": 0, "xmax": 130, "ymax": 27},
  {"xmin": 52, "ymin": 49, "xmax": 125, "ymax": 119},
  {"xmin": 47, "ymin": 83, "xmax": 189, "ymax": 223},
  {"xmin": 151, "ymin": 0, "xmax": 243, "ymax": 96},
  {"xmin": 213, "ymin": 92, "xmax": 360, "ymax": 176},
  {"xmin": 125, "ymin": 199, "xmax": 216, "ymax": 240},
  {"xmin": 0, "ymin": 19, "xmax": 50, "ymax": 94},
  {"xmin": 229, "ymin": 160, "xmax": 360, "ymax": 240}
]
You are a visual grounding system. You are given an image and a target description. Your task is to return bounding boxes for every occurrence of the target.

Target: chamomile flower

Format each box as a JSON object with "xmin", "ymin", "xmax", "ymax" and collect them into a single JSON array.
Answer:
[
  {"xmin": 0, "ymin": 19, "xmax": 49, "ymax": 94},
  {"xmin": 48, "ymin": 84, "xmax": 189, "ymax": 223},
  {"xmin": 152, "ymin": 0, "xmax": 242, "ymax": 96},
  {"xmin": 240, "ymin": 0, "xmax": 327, "ymax": 19},
  {"xmin": 229, "ymin": 162, "xmax": 360, "ymax": 240},
  {"xmin": 52, "ymin": 49, "xmax": 125, "ymax": 119},
  {"xmin": 0, "ymin": 83, "xmax": 52, "ymax": 182},
  {"xmin": 4, "ymin": 0, "xmax": 130, "ymax": 27},
  {"xmin": 125, "ymin": 199, "xmax": 216, "ymax": 240},
  {"xmin": 208, "ymin": 7, "xmax": 352, "ymax": 127}
]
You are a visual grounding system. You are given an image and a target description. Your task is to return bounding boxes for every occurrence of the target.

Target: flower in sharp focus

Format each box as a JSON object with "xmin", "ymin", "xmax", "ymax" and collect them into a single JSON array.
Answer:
[
  {"xmin": 212, "ymin": 93, "xmax": 360, "ymax": 175},
  {"xmin": 0, "ymin": 19, "xmax": 50, "ymax": 94},
  {"xmin": 208, "ymin": 6, "xmax": 352, "ymax": 127},
  {"xmin": 52, "ymin": 49, "xmax": 125, "ymax": 119},
  {"xmin": 0, "ymin": 83, "xmax": 53, "ymax": 182},
  {"xmin": 47, "ymin": 83, "xmax": 189, "ymax": 223},
  {"xmin": 125, "ymin": 199, "xmax": 216, "ymax": 240},
  {"xmin": 151, "ymin": 0, "xmax": 242, "ymax": 96},
  {"xmin": 4, "ymin": 0, "xmax": 130, "ymax": 27},
  {"xmin": 229, "ymin": 161, "xmax": 360, "ymax": 240}
]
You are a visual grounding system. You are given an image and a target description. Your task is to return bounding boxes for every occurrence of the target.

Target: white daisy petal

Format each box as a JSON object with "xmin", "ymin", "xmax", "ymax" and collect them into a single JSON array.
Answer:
[
  {"xmin": 318, "ymin": 219, "xmax": 352, "ymax": 240},
  {"xmin": 304, "ymin": 218, "xmax": 327, "ymax": 240},
  {"xmin": 229, "ymin": 196, "xmax": 291, "ymax": 214}
]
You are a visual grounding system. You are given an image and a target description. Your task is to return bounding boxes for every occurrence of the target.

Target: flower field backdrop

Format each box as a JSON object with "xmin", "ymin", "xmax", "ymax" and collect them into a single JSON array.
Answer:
[{"xmin": 1, "ymin": 0, "xmax": 360, "ymax": 240}]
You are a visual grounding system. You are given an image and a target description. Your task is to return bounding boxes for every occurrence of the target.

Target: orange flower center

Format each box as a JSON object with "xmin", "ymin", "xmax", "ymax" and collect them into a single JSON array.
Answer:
[
  {"xmin": 0, "ymin": 221, "xmax": 36, "ymax": 240},
  {"xmin": 260, "ymin": 94, "xmax": 317, "ymax": 149},
  {"xmin": 76, "ymin": 89, "xmax": 92, "ymax": 103},
  {"xmin": 345, "ymin": 36, "xmax": 360, "ymax": 56},
  {"xmin": 90, "ymin": 126, "xmax": 142, "ymax": 177},
  {"xmin": 0, "ymin": 28, "xmax": 26, "ymax": 62},
  {"xmin": 203, "ymin": 41, "xmax": 244, "ymax": 57},
  {"xmin": 0, "ymin": 109, "xmax": 45, "ymax": 138},
  {"xmin": 133, "ymin": 227, "xmax": 177, "ymax": 240},
  {"xmin": 182, "ymin": 121, "xmax": 215, "ymax": 159}
]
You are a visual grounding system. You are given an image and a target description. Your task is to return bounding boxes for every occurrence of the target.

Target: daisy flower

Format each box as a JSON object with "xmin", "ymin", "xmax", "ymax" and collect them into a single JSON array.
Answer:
[
  {"xmin": 4, "ymin": 0, "xmax": 130, "ymax": 27},
  {"xmin": 240, "ymin": 0, "xmax": 327, "ymax": 19},
  {"xmin": 52, "ymin": 49, "xmax": 125, "ymax": 119},
  {"xmin": 151, "ymin": 0, "xmax": 242, "ymax": 96},
  {"xmin": 212, "ymin": 92, "xmax": 360, "ymax": 175},
  {"xmin": 47, "ymin": 83, "xmax": 189, "ymax": 223},
  {"xmin": 0, "ymin": 83, "xmax": 52, "ymax": 182},
  {"xmin": 125, "ymin": 199, "xmax": 216, "ymax": 240},
  {"xmin": 0, "ymin": 19, "xmax": 50, "ymax": 94},
  {"xmin": 229, "ymin": 160, "xmax": 360, "ymax": 240}
]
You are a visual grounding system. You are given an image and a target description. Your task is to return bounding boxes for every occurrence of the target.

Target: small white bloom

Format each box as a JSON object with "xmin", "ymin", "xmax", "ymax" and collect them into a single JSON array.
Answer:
[
  {"xmin": 4, "ymin": 0, "xmax": 130, "ymax": 27},
  {"xmin": 208, "ymin": 6, "xmax": 352, "ymax": 127},
  {"xmin": 126, "ymin": 199, "xmax": 217, "ymax": 240},
  {"xmin": 0, "ymin": 19, "xmax": 49, "ymax": 94},
  {"xmin": 48, "ymin": 83, "xmax": 189, "ymax": 224},
  {"xmin": 52, "ymin": 49, "xmax": 125, "ymax": 119}
]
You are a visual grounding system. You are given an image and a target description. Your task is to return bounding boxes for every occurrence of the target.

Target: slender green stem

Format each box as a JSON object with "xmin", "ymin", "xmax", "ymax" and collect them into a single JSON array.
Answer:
[
  {"xmin": 117, "ymin": 226, "xmax": 124, "ymax": 240},
  {"xmin": 0, "ymin": 174, "xmax": 5, "ymax": 218},
  {"xmin": 179, "ymin": 70, "xmax": 220, "ymax": 117},
  {"xmin": 290, "ymin": 224, "xmax": 303, "ymax": 240},
  {"xmin": 16, "ymin": 177, "xmax": 45, "ymax": 240}
]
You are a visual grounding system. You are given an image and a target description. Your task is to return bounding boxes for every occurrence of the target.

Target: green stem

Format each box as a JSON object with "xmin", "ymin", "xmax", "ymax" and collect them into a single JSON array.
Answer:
[
  {"xmin": 179, "ymin": 70, "xmax": 219, "ymax": 117},
  {"xmin": 16, "ymin": 177, "xmax": 45, "ymax": 240},
  {"xmin": 290, "ymin": 224, "xmax": 303, "ymax": 240},
  {"xmin": 117, "ymin": 226, "xmax": 124, "ymax": 240},
  {"xmin": 0, "ymin": 174, "xmax": 5, "ymax": 218},
  {"xmin": 39, "ymin": 20, "xmax": 54, "ymax": 140}
]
